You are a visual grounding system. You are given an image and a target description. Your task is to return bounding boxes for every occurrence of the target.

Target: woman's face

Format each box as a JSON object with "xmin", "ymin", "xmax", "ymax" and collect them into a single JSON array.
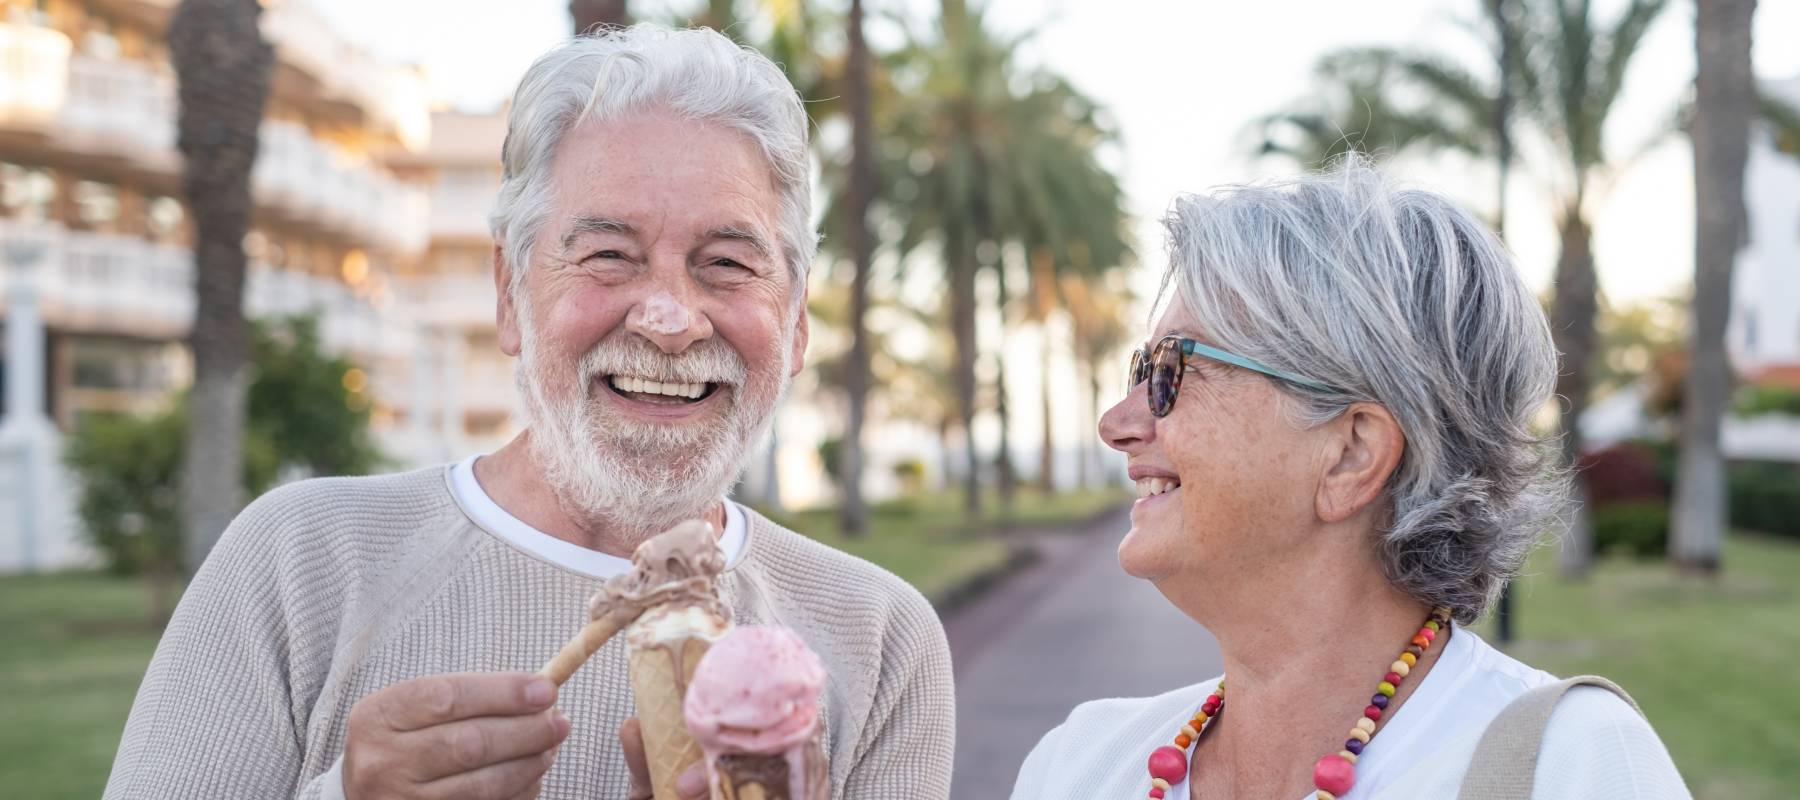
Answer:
[{"xmin": 1101, "ymin": 301, "xmax": 1328, "ymax": 587}]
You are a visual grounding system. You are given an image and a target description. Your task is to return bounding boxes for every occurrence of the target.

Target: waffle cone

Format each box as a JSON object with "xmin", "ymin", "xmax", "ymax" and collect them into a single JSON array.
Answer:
[{"xmin": 631, "ymin": 634, "xmax": 714, "ymax": 799}]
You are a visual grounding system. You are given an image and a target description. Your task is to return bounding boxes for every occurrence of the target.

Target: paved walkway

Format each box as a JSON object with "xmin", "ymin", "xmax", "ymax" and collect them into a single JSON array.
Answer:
[{"xmin": 945, "ymin": 506, "xmax": 1223, "ymax": 798}]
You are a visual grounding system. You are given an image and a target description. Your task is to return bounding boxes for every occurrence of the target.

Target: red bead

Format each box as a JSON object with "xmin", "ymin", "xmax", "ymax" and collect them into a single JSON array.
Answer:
[
  {"xmin": 1364, "ymin": 704, "xmax": 1383, "ymax": 721},
  {"xmin": 1385, "ymin": 671, "xmax": 1401, "ymax": 685},
  {"xmin": 1148, "ymin": 790, "xmax": 1165, "ymax": 799},
  {"xmin": 1419, "ymin": 627, "xmax": 1436, "ymax": 642},
  {"xmin": 1313, "ymin": 754, "xmax": 1356, "ymax": 795},
  {"xmin": 1201, "ymin": 701, "xmax": 1221, "ymax": 716},
  {"xmin": 1148, "ymin": 746, "xmax": 1186, "ymax": 783}
]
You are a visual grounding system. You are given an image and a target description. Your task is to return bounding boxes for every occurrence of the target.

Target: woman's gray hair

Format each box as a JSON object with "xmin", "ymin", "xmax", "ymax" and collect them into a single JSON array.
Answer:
[
  {"xmin": 489, "ymin": 25, "xmax": 817, "ymax": 303},
  {"xmin": 1159, "ymin": 155, "xmax": 1567, "ymax": 624}
]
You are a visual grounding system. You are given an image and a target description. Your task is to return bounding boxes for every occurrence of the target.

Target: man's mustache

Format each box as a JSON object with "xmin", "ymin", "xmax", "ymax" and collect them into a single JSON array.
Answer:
[{"xmin": 575, "ymin": 336, "xmax": 749, "ymax": 388}]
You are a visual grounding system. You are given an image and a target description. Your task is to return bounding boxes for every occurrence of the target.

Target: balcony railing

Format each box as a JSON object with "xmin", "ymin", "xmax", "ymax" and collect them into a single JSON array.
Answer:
[
  {"xmin": 0, "ymin": 221, "xmax": 414, "ymax": 359},
  {"xmin": 1, "ymin": 22, "xmax": 426, "ymax": 256}
]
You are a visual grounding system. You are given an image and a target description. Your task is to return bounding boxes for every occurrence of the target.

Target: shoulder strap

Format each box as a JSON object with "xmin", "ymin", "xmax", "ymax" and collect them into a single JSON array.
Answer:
[{"xmin": 1456, "ymin": 675, "xmax": 1644, "ymax": 800}]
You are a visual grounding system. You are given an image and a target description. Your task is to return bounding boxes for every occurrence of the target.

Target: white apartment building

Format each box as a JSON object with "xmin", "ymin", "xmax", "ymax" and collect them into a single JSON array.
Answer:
[{"xmin": 0, "ymin": 0, "xmax": 468, "ymax": 571}]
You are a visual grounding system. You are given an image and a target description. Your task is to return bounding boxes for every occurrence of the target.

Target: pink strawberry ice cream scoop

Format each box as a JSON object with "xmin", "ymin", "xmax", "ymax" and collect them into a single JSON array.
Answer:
[{"xmin": 683, "ymin": 624, "xmax": 825, "ymax": 755}]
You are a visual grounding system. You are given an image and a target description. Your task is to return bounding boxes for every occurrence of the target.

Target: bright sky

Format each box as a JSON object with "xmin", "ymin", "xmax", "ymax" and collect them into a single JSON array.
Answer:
[
  {"xmin": 313, "ymin": 0, "xmax": 1800, "ymax": 307},
  {"xmin": 308, "ymin": 0, "xmax": 1800, "ymax": 493}
]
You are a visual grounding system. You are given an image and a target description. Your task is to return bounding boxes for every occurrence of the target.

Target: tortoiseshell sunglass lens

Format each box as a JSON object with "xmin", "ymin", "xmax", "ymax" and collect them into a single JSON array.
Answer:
[{"xmin": 1148, "ymin": 336, "xmax": 1184, "ymax": 417}]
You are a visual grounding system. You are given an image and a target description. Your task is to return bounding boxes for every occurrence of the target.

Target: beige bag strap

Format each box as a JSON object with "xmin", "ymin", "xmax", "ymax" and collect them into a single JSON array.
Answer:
[{"xmin": 1456, "ymin": 675, "xmax": 1644, "ymax": 800}]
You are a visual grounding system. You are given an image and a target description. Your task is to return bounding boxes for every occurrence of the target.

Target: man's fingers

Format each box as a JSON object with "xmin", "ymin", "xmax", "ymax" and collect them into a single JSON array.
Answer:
[
  {"xmin": 621, "ymin": 717, "xmax": 653, "ymax": 798},
  {"xmin": 506, "ymin": 780, "xmax": 543, "ymax": 800},
  {"xmin": 420, "ymin": 748, "xmax": 559, "ymax": 800},
  {"xmin": 412, "ymin": 709, "xmax": 571, "ymax": 780},
  {"xmin": 379, "ymin": 672, "xmax": 557, "ymax": 731},
  {"xmin": 675, "ymin": 761, "xmax": 708, "ymax": 799}
]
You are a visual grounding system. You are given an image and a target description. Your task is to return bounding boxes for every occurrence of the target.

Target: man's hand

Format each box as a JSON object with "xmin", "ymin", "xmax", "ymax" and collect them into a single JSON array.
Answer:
[
  {"xmin": 343, "ymin": 672, "xmax": 571, "ymax": 800},
  {"xmin": 620, "ymin": 717, "xmax": 708, "ymax": 800}
]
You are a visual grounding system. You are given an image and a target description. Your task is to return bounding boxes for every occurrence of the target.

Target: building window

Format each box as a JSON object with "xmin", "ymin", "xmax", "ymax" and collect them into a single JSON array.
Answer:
[
  {"xmin": 1, "ymin": 163, "xmax": 57, "ymax": 222},
  {"xmin": 146, "ymin": 196, "xmax": 184, "ymax": 243},
  {"xmin": 72, "ymin": 180, "xmax": 120, "ymax": 232}
]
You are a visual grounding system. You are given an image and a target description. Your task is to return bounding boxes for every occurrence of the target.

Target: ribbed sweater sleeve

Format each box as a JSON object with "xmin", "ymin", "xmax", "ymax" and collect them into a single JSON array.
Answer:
[{"xmin": 103, "ymin": 484, "xmax": 312, "ymax": 799}]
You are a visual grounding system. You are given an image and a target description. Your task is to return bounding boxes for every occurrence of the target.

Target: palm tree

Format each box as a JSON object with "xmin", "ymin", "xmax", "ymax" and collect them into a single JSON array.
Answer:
[
  {"xmin": 571, "ymin": 0, "xmax": 630, "ymax": 33},
  {"xmin": 1063, "ymin": 273, "xmax": 1134, "ymax": 490},
  {"xmin": 168, "ymin": 0, "xmax": 273, "ymax": 577},
  {"xmin": 881, "ymin": 0, "xmax": 1131, "ymax": 514},
  {"xmin": 1670, "ymin": 0, "xmax": 1757, "ymax": 573},
  {"xmin": 1257, "ymin": 0, "xmax": 1671, "ymax": 576},
  {"xmin": 837, "ymin": 0, "xmax": 876, "ymax": 536}
]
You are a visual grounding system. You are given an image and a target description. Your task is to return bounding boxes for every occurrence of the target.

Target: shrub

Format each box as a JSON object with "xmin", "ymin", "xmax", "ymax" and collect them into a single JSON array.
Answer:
[
  {"xmin": 66, "ymin": 315, "xmax": 385, "ymax": 574},
  {"xmin": 1592, "ymin": 501, "xmax": 1669, "ymax": 558},
  {"xmin": 1728, "ymin": 460, "xmax": 1800, "ymax": 539},
  {"xmin": 1579, "ymin": 442, "xmax": 1671, "ymax": 506}
]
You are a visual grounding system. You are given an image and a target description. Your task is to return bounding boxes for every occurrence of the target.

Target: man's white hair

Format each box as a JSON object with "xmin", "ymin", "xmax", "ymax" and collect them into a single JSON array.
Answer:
[{"xmin": 489, "ymin": 24, "xmax": 818, "ymax": 302}]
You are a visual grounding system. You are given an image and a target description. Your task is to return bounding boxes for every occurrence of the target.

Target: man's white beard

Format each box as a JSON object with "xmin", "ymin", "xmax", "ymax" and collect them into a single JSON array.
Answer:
[{"xmin": 514, "ymin": 304, "xmax": 789, "ymax": 543}]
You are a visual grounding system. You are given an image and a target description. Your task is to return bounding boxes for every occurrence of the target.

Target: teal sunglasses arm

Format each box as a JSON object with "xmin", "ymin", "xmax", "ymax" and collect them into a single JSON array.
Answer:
[{"xmin": 1180, "ymin": 339, "xmax": 1335, "ymax": 393}]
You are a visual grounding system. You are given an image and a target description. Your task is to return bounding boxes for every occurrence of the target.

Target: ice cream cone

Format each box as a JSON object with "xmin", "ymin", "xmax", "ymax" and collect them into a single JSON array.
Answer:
[
  {"xmin": 706, "ymin": 740, "xmax": 827, "ymax": 800},
  {"xmin": 631, "ymin": 632, "xmax": 717, "ymax": 799}
]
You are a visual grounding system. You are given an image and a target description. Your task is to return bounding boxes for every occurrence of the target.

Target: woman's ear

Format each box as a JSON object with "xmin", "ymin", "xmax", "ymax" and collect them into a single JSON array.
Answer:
[{"xmin": 1316, "ymin": 403, "xmax": 1405, "ymax": 524}]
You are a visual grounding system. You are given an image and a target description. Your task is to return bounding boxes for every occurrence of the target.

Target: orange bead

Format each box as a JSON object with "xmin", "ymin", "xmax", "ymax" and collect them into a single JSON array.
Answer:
[
  {"xmin": 1411, "ymin": 634, "xmax": 1429, "ymax": 647},
  {"xmin": 1175, "ymin": 734, "xmax": 1192, "ymax": 748}
]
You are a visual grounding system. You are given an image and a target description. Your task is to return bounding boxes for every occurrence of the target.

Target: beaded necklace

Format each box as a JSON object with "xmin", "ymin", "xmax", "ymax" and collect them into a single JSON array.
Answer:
[{"xmin": 1143, "ymin": 607, "xmax": 1453, "ymax": 799}]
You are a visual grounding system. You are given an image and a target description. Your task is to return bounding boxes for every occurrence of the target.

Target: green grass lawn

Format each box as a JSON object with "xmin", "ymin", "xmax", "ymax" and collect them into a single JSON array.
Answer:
[
  {"xmin": 0, "ymin": 572, "xmax": 170, "ymax": 799},
  {"xmin": 0, "ymin": 487, "xmax": 1127, "ymax": 797},
  {"xmin": 1474, "ymin": 534, "xmax": 1800, "ymax": 800}
]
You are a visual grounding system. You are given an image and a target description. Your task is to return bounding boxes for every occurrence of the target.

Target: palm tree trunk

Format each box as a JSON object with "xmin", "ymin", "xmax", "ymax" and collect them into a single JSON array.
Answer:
[
  {"xmin": 1550, "ymin": 209, "xmax": 1599, "ymax": 576},
  {"xmin": 169, "ymin": 0, "xmax": 271, "ymax": 578},
  {"xmin": 1672, "ymin": 0, "xmax": 1756, "ymax": 573},
  {"xmin": 570, "ymin": 0, "xmax": 629, "ymax": 33},
  {"xmin": 703, "ymin": 0, "xmax": 735, "ymax": 31},
  {"xmin": 950, "ymin": 242, "xmax": 981, "ymax": 515},
  {"xmin": 1082, "ymin": 358, "xmax": 1101, "ymax": 490},
  {"xmin": 1039, "ymin": 323, "xmax": 1056, "ymax": 494},
  {"xmin": 837, "ymin": 0, "xmax": 875, "ymax": 538},
  {"xmin": 992, "ymin": 267, "xmax": 1017, "ymax": 515}
]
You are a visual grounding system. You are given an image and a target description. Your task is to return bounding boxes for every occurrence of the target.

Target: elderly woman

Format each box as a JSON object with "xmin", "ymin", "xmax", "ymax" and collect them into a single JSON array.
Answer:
[{"xmin": 1010, "ymin": 161, "xmax": 1687, "ymax": 799}]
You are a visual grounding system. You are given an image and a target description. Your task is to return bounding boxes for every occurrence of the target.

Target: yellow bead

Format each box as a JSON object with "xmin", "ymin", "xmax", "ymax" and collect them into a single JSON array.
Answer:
[
  {"xmin": 1193, "ymin": 713, "xmax": 1209, "ymax": 725},
  {"xmin": 1316, "ymin": 792, "xmax": 1337, "ymax": 800},
  {"xmin": 1356, "ymin": 717, "xmax": 1377, "ymax": 734},
  {"xmin": 1391, "ymin": 660, "xmax": 1410, "ymax": 677},
  {"xmin": 1338, "ymin": 750, "xmax": 1359, "ymax": 764},
  {"xmin": 1377, "ymin": 681, "xmax": 1396, "ymax": 697},
  {"xmin": 1181, "ymin": 724, "xmax": 1199, "ymax": 738},
  {"xmin": 1400, "ymin": 652, "xmax": 1418, "ymax": 666},
  {"xmin": 1348, "ymin": 726, "xmax": 1371, "ymax": 743},
  {"xmin": 1152, "ymin": 778, "xmax": 1171, "ymax": 791}
]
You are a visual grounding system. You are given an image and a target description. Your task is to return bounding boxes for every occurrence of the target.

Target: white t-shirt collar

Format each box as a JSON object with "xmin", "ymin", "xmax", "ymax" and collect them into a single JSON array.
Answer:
[{"xmin": 449, "ymin": 454, "xmax": 748, "ymax": 579}]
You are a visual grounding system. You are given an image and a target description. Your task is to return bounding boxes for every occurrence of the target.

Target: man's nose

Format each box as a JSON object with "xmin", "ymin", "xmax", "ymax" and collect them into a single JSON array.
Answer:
[{"xmin": 625, "ymin": 288, "xmax": 714, "ymax": 353}]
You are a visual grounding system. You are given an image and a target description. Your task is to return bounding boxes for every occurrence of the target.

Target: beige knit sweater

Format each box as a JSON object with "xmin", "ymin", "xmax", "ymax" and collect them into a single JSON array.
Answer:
[{"xmin": 103, "ymin": 466, "xmax": 955, "ymax": 799}]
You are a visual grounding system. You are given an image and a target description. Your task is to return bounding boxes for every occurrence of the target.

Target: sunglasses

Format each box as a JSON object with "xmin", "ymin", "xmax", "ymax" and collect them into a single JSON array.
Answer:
[{"xmin": 1128, "ymin": 335, "xmax": 1335, "ymax": 417}]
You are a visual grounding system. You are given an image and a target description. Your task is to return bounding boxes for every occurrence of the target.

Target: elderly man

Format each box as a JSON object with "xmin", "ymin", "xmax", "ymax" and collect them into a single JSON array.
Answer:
[{"xmin": 104, "ymin": 26, "xmax": 954, "ymax": 800}]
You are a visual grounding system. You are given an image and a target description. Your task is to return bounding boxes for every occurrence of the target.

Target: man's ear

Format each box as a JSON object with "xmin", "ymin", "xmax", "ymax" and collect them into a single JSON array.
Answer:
[
  {"xmin": 788, "ymin": 287, "xmax": 810, "ymax": 378},
  {"xmin": 1315, "ymin": 403, "xmax": 1405, "ymax": 524},
  {"xmin": 494, "ymin": 243, "xmax": 522, "ymax": 357}
]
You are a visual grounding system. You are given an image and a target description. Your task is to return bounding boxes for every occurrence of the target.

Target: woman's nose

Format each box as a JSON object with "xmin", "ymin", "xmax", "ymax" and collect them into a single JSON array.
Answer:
[{"xmin": 1100, "ymin": 382, "xmax": 1155, "ymax": 454}]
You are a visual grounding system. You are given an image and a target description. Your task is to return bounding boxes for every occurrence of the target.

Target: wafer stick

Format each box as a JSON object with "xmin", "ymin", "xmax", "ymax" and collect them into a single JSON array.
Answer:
[{"xmin": 538, "ymin": 607, "xmax": 639, "ymax": 685}]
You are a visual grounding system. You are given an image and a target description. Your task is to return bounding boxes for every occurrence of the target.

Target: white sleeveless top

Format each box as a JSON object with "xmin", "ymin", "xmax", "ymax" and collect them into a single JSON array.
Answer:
[{"xmin": 1009, "ymin": 627, "xmax": 1689, "ymax": 799}]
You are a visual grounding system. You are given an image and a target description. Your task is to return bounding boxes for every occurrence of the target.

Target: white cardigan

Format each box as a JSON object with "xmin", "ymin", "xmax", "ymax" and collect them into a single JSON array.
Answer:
[{"xmin": 1009, "ymin": 627, "xmax": 1689, "ymax": 799}]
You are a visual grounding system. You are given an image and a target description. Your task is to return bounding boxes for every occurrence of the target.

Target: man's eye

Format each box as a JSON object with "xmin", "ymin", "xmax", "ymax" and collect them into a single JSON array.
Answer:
[
  {"xmin": 586, "ymin": 249, "xmax": 625, "ymax": 261},
  {"xmin": 710, "ymin": 258, "xmax": 750, "ymax": 270}
]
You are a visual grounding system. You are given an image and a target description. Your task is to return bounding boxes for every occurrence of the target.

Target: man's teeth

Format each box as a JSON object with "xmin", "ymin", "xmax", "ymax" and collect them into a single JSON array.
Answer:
[
  {"xmin": 611, "ymin": 376, "xmax": 708, "ymax": 399},
  {"xmin": 1135, "ymin": 477, "xmax": 1181, "ymax": 499}
]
